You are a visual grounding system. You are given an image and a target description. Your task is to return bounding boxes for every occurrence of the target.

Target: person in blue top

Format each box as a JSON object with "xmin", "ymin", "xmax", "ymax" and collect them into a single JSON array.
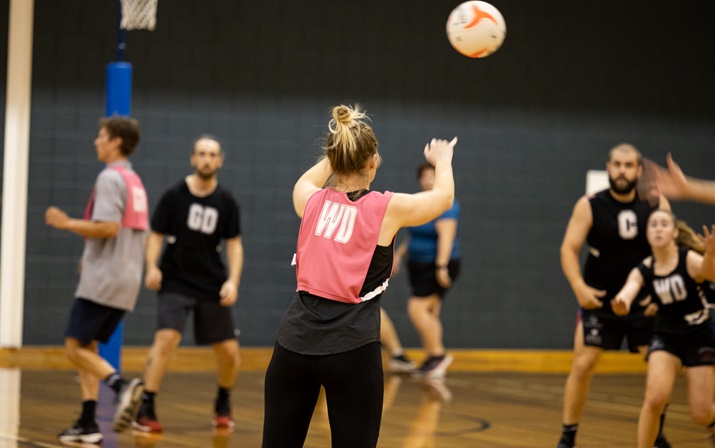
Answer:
[{"xmin": 394, "ymin": 162, "xmax": 461, "ymax": 378}]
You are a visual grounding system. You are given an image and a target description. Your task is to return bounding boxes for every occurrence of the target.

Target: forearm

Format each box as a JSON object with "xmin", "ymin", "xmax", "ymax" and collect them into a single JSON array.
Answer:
[
  {"xmin": 395, "ymin": 239, "xmax": 409, "ymax": 259},
  {"xmin": 702, "ymin": 249, "xmax": 715, "ymax": 282},
  {"xmin": 616, "ymin": 269, "xmax": 645, "ymax": 308},
  {"xmin": 296, "ymin": 157, "xmax": 333, "ymax": 193},
  {"xmin": 561, "ymin": 246, "xmax": 585, "ymax": 291},
  {"xmin": 685, "ymin": 177, "xmax": 715, "ymax": 205},
  {"xmin": 615, "ymin": 282, "xmax": 640, "ymax": 307},
  {"xmin": 145, "ymin": 233, "xmax": 164, "ymax": 268},
  {"xmin": 435, "ymin": 221, "xmax": 457, "ymax": 266},
  {"xmin": 64, "ymin": 218, "xmax": 119, "ymax": 239},
  {"xmin": 225, "ymin": 238, "xmax": 244, "ymax": 286},
  {"xmin": 431, "ymin": 162, "xmax": 455, "ymax": 205}
]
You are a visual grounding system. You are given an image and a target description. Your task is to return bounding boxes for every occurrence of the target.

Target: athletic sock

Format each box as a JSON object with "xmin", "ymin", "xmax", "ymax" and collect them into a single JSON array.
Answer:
[
  {"xmin": 79, "ymin": 400, "xmax": 97, "ymax": 425},
  {"xmin": 105, "ymin": 372, "xmax": 125, "ymax": 394},
  {"xmin": 141, "ymin": 391, "xmax": 156, "ymax": 405},
  {"xmin": 216, "ymin": 386, "xmax": 231, "ymax": 412},
  {"xmin": 561, "ymin": 424, "xmax": 578, "ymax": 444},
  {"xmin": 217, "ymin": 386, "xmax": 230, "ymax": 399}
]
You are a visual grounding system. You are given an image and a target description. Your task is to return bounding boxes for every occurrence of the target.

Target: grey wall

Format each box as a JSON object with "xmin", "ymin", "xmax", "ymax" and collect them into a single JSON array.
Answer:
[{"xmin": 1, "ymin": 0, "xmax": 714, "ymax": 348}]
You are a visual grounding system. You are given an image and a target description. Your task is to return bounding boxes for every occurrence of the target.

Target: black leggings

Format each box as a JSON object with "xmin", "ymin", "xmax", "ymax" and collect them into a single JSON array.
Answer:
[{"xmin": 262, "ymin": 342, "xmax": 384, "ymax": 448}]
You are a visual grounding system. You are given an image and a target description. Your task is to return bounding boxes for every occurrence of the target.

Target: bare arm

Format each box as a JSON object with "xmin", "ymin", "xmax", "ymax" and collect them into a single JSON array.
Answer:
[
  {"xmin": 392, "ymin": 236, "xmax": 410, "ymax": 275},
  {"xmin": 144, "ymin": 231, "xmax": 165, "ymax": 290},
  {"xmin": 691, "ymin": 225, "xmax": 715, "ymax": 282},
  {"xmin": 560, "ymin": 196, "xmax": 606, "ymax": 309},
  {"xmin": 649, "ymin": 154, "xmax": 715, "ymax": 205},
  {"xmin": 45, "ymin": 206, "xmax": 120, "ymax": 239},
  {"xmin": 395, "ymin": 237, "xmax": 409, "ymax": 260},
  {"xmin": 219, "ymin": 236, "xmax": 244, "ymax": 306},
  {"xmin": 381, "ymin": 138, "xmax": 456, "ymax": 245},
  {"xmin": 611, "ymin": 268, "xmax": 645, "ymax": 316},
  {"xmin": 292, "ymin": 157, "xmax": 333, "ymax": 218},
  {"xmin": 434, "ymin": 218, "xmax": 457, "ymax": 287}
]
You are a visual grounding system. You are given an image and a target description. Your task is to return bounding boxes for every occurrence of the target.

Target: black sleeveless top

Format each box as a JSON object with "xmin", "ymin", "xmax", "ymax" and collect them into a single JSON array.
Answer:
[
  {"xmin": 584, "ymin": 189, "xmax": 656, "ymax": 312},
  {"xmin": 638, "ymin": 247, "xmax": 710, "ymax": 335},
  {"xmin": 276, "ymin": 190, "xmax": 394, "ymax": 356}
]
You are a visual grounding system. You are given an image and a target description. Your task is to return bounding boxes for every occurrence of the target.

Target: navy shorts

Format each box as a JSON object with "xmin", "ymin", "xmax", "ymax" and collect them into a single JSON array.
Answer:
[
  {"xmin": 581, "ymin": 309, "xmax": 654, "ymax": 353},
  {"xmin": 157, "ymin": 292, "xmax": 237, "ymax": 345},
  {"xmin": 407, "ymin": 259, "xmax": 461, "ymax": 299},
  {"xmin": 65, "ymin": 298, "xmax": 126, "ymax": 345},
  {"xmin": 648, "ymin": 327, "xmax": 715, "ymax": 367}
]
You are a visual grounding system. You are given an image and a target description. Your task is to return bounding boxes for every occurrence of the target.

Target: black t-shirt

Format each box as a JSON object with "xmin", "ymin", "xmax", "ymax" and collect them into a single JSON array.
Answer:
[
  {"xmin": 638, "ymin": 247, "xmax": 711, "ymax": 335},
  {"xmin": 151, "ymin": 180, "xmax": 240, "ymax": 300},
  {"xmin": 584, "ymin": 189, "xmax": 656, "ymax": 313}
]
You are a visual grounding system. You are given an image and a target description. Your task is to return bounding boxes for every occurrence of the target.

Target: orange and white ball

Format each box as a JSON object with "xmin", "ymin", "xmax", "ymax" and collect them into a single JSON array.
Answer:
[{"xmin": 446, "ymin": 1, "xmax": 506, "ymax": 58}]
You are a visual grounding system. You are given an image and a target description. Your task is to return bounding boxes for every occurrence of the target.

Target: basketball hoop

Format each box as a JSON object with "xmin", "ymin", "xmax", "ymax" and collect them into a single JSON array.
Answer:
[{"xmin": 120, "ymin": 0, "xmax": 158, "ymax": 31}]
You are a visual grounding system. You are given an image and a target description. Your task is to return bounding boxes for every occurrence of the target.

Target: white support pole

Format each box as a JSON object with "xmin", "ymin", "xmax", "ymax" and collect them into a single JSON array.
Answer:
[
  {"xmin": 0, "ymin": 368, "xmax": 21, "ymax": 447},
  {"xmin": 1, "ymin": 0, "xmax": 34, "ymax": 348}
]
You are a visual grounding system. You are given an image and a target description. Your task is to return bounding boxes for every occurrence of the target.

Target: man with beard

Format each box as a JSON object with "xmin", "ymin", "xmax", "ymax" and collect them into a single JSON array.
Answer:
[
  {"xmin": 131, "ymin": 136, "xmax": 243, "ymax": 433},
  {"xmin": 556, "ymin": 144, "xmax": 671, "ymax": 448}
]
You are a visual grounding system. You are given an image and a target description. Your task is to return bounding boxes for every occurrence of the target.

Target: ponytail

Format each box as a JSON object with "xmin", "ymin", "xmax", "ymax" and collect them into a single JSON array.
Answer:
[{"xmin": 676, "ymin": 219, "xmax": 705, "ymax": 254}]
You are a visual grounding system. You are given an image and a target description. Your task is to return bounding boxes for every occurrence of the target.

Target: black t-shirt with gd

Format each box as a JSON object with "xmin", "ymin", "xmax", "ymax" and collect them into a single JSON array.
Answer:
[{"xmin": 152, "ymin": 180, "xmax": 240, "ymax": 300}]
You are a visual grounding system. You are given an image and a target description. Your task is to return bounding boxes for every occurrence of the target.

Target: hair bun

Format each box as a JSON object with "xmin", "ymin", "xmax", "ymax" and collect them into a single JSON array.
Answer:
[{"xmin": 333, "ymin": 105, "xmax": 354, "ymax": 124}]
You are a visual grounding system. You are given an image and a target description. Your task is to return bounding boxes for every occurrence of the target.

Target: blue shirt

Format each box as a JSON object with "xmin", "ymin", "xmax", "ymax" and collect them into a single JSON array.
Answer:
[{"xmin": 406, "ymin": 199, "xmax": 461, "ymax": 263}]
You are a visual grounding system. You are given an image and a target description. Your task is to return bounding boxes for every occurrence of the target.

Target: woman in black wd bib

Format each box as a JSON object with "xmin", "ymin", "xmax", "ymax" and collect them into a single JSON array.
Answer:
[{"xmin": 612, "ymin": 210, "xmax": 715, "ymax": 447}]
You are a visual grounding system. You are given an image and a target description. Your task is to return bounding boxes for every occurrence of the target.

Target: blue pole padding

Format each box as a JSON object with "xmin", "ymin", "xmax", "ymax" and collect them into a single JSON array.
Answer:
[
  {"xmin": 99, "ymin": 61, "xmax": 133, "ymax": 371},
  {"xmin": 105, "ymin": 62, "xmax": 133, "ymax": 116},
  {"xmin": 100, "ymin": 323, "xmax": 124, "ymax": 372}
]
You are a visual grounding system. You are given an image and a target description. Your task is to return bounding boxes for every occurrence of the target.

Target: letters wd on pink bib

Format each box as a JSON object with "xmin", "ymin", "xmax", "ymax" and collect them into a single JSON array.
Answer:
[
  {"xmin": 84, "ymin": 165, "xmax": 149, "ymax": 231},
  {"xmin": 296, "ymin": 188, "xmax": 393, "ymax": 304}
]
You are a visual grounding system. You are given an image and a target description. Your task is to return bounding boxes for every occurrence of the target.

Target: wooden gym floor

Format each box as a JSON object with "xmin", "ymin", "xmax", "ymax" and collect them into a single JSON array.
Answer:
[{"xmin": 1, "ymin": 347, "xmax": 714, "ymax": 447}]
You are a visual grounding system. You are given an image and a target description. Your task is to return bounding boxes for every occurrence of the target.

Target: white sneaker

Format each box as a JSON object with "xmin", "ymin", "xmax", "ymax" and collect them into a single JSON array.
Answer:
[
  {"xmin": 412, "ymin": 354, "xmax": 453, "ymax": 379},
  {"xmin": 389, "ymin": 354, "xmax": 417, "ymax": 373}
]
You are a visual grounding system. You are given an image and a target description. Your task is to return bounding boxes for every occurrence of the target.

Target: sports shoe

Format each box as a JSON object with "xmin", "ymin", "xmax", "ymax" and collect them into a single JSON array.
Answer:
[
  {"xmin": 654, "ymin": 433, "xmax": 671, "ymax": 448},
  {"xmin": 113, "ymin": 378, "xmax": 144, "ymax": 432},
  {"xmin": 556, "ymin": 433, "xmax": 575, "ymax": 448},
  {"xmin": 213, "ymin": 413, "xmax": 235, "ymax": 429},
  {"xmin": 132, "ymin": 403, "xmax": 163, "ymax": 433},
  {"xmin": 389, "ymin": 354, "xmax": 416, "ymax": 373},
  {"xmin": 213, "ymin": 399, "xmax": 235, "ymax": 429},
  {"xmin": 412, "ymin": 354, "xmax": 453, "ymax": 379},
  {"xmin": 58, "ymin": 420, "xmax": 103, "ymax": 444}
]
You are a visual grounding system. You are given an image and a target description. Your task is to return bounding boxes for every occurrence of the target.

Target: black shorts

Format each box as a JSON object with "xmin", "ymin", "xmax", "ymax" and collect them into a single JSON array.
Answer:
[
  {"xmin": 157, "ymin": 292, "xmax": 237, "ymax": 345},
  {"xmin": 581, "ymin": 309, "xmax": 654, "ymax": 352},
  {"xmin": 65, "ymin": 298, "xmax": 126, "ymax": 345},
  {"xmin": 407, "ymin": 259, "xmax": 461, "ymax": 299},
  {"xmin": 648, "ymin": 327, "xmax": 715, "ymax": 367}
]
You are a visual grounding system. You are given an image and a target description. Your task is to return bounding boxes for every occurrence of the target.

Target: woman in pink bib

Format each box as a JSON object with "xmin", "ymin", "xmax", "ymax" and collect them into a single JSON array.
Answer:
[{"xmin": 262, "ymin": 104, "xmax": 457, "ymax": 448}]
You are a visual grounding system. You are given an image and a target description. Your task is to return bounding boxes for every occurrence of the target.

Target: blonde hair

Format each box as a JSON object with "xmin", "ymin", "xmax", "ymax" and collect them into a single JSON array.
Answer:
[
  {"xmin": 324, "ymin": 104, "xmax": 379, "ymax": 175},
  {"xmin": 676, "ymin": 219, "xmax": 705, "ymax": 254}
]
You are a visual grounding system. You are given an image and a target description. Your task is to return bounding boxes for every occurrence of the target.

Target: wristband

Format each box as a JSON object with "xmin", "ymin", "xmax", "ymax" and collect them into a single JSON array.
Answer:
[{"xmin": 436, "ymin": 265, "xmax": 448, "ymax": 270}]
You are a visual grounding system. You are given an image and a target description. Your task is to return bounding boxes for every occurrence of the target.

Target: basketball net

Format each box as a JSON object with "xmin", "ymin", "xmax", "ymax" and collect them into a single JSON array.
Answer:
[{"xmin": 120, "ymin": 0, "xmax": 158, "ymax": 31}]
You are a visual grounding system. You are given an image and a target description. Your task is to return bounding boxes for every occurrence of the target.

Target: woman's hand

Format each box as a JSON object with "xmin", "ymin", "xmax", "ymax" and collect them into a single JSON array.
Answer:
[
  {"xmin": 611, "ymin": 295, "xmax": 631, "ymax": 316},
  {"xmin": 424, "ymin": 137, "xmax": 457, "ymax": 166},
  {"xmin": 436, "ymin": 266, "xmax": 452, "ymax": 288}
]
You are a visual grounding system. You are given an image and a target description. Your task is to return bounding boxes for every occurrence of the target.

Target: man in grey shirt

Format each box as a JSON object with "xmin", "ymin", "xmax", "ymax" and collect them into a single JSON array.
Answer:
[{"xmin": 45, "ymin": 116, "xmax": 148, "ymax": 444}]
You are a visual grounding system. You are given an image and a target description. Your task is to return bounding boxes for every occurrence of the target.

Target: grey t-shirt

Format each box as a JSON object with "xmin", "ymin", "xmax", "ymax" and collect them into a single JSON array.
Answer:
[{"xmin": 75, "ymin": 160, "xmax": 147, "ymax": 311}]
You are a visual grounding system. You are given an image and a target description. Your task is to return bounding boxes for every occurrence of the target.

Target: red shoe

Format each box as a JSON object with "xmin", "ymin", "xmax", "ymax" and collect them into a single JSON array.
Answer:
[
  {"xmin": 132, "ymin": 406, "xmax": 163, "ymax": 433},
  {"xmin": 212, "ymin": 413, "xmax": 235, "ymax": 429}
]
